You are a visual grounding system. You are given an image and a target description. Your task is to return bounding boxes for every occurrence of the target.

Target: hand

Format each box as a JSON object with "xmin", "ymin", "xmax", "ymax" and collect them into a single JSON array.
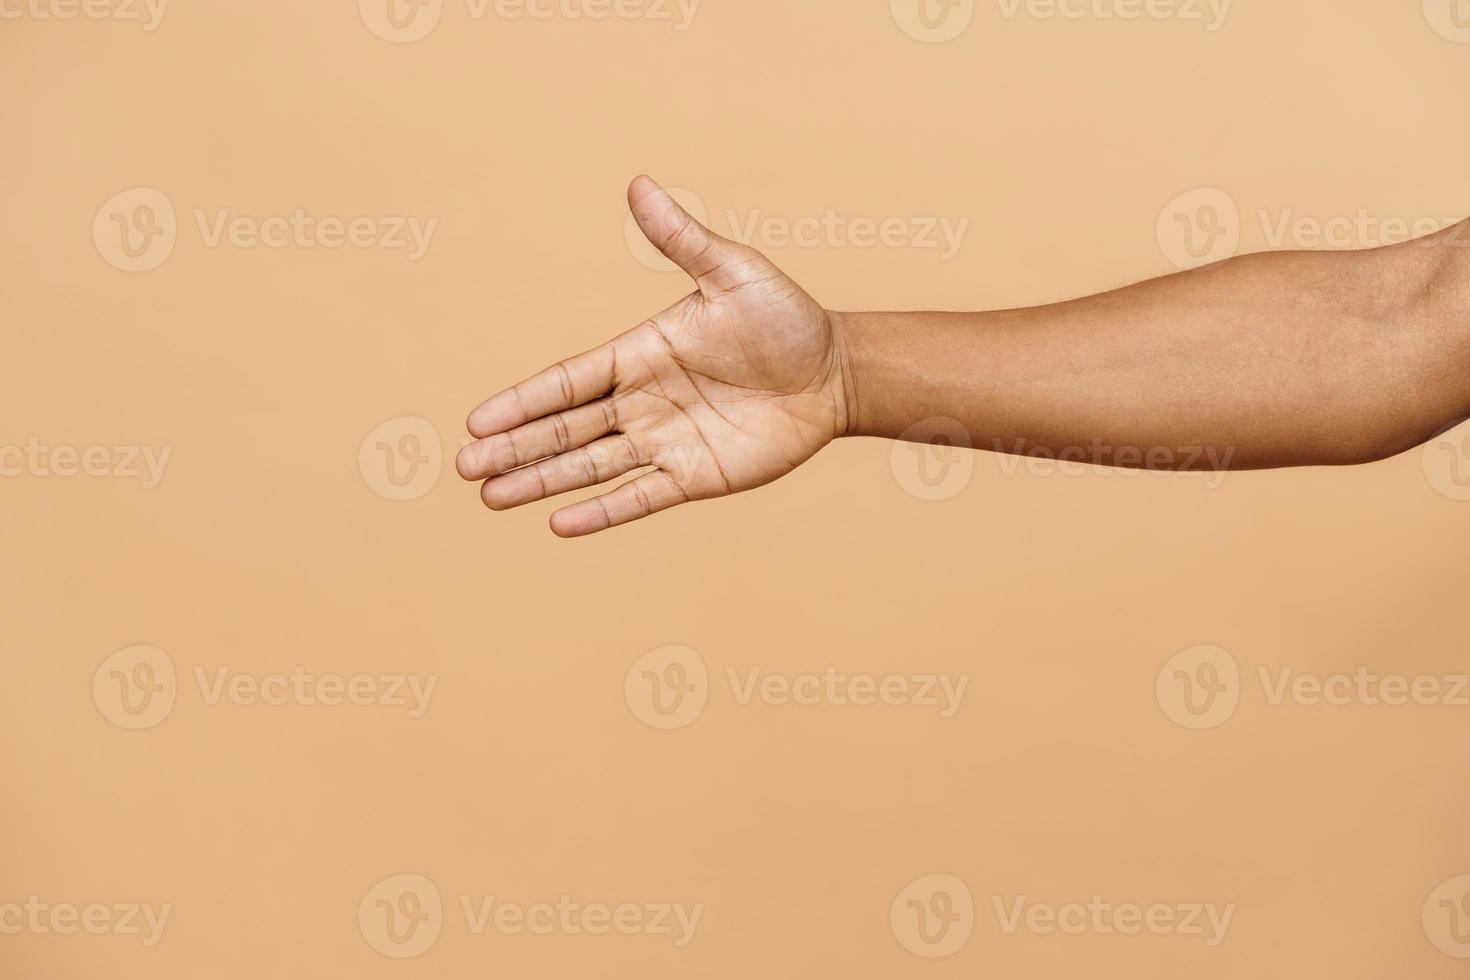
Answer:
[{"xmin": 457, "ymin": 176, "xmax": 852, "ymax": 537}]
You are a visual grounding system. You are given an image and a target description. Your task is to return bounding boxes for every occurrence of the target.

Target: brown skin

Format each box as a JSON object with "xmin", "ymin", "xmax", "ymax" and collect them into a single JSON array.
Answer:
[{"xmin": 457, "ymin": 176, "xmax": 1470, "ymax": 537}]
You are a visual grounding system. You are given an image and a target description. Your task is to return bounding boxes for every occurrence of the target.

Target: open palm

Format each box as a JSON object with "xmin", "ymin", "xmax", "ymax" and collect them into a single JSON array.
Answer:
[{"xmin": 457, "ymin": 176, "xmax": 851, "ymax": 536}]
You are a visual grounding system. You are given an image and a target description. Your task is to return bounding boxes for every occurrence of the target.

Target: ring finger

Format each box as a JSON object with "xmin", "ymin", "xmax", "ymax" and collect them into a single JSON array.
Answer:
[
  {"xmin": 480, "ymin": 433, "xmax": 645, "ymax": 510},
  {"xmin": 457, "ymin": 397, "xmax": 620, "ymax": 481}
]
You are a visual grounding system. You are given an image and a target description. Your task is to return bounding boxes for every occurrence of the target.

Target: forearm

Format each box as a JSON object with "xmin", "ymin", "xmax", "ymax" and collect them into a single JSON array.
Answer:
[{"xmin": 834, "ymin": 223, "xmax": 1470, "ymax": 469}]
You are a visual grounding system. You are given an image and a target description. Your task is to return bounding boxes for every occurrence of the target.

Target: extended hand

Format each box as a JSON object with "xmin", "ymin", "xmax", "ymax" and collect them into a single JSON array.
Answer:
[{"xmin": 457, "ymin": 176, "xmax": 851, "ymax": 537}]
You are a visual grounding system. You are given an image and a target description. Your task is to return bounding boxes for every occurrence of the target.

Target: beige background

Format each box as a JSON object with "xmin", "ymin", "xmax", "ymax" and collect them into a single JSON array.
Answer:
[{"xmin": 4, "ymin": 0, "xmax": 1470, "ymax": 976}]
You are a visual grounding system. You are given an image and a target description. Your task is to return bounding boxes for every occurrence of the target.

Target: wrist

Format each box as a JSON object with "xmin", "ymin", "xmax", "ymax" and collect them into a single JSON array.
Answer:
[
  {"xmin": 1389, "ymin": 221, "xmax": 1470, "ymax": 428},
  {"xmin": 826, "ymin": 309, "xmax": 863, "ymax": 438},
  {"xmin": 1441, "ymin": 226, "xmax": 1470, "ymax": 417}
]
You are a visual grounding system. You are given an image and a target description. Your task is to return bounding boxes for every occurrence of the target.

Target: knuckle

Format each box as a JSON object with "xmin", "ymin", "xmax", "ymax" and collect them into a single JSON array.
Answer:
[
  {"xmin": 631, "ymin": 484, "xmax": 653, "ymax": 517},
  {"xmin": 578, "ymin": 449, "xmax": 600, "ymax": 485},
  {"xmin": 552, "ymin": 362, "xmax": 576, "ymax": 407},
  {"xmin": 550, "ymin": 413, "xmax": 571, "ymax": 453}
]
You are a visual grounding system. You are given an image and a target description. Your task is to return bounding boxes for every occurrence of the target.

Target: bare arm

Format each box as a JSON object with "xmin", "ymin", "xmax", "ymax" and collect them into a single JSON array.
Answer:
[
  {"xmin": 457, "ymin": 179, "xmax": 1470, "ymax": 536},
  {"xmin": 836, "ymin": 226, "xmax": 1470, "ymax": 469}
]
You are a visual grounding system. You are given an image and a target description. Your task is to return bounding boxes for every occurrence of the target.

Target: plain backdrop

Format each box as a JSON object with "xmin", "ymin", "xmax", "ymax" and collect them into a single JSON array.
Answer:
[{"xmin": 3, "ymin": 1, "xmax": 1470, "ymax": 976}]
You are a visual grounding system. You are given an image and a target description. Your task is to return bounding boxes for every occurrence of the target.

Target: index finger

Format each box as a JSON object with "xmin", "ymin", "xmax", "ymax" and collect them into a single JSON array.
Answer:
[{"xmin": 467, "ymin": 343, "xmax": 617, "ymax": 438}]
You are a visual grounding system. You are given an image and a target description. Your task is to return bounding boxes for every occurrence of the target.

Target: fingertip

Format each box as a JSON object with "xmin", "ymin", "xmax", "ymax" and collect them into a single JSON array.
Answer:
[
  {"xmin": 485, "ymin": 481, "xmax": 508, "ymax": 514},
  {"xmin": 549, "ymin": 507, "xmax": 595, "ymax": 538},
  {"xmin": 466, "ymin": 399, "xmax": 514, "ymax": 440},
  {"xmin": 465, "ymin": 409, "xmax": 492, "ymax": 440},
  {"xmin": 454, "ymin": 445, "xmax": 476, "ymax": 481},
  {"xmin": 627, "ymin": 174, "xmax": 661, "ymax": 205}
]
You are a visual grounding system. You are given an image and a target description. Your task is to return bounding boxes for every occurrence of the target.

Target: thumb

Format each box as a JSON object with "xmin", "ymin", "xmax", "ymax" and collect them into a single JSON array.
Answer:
[{"xmin": 628, "ymin": 175, "xmax": 751, "ymax": 291}]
